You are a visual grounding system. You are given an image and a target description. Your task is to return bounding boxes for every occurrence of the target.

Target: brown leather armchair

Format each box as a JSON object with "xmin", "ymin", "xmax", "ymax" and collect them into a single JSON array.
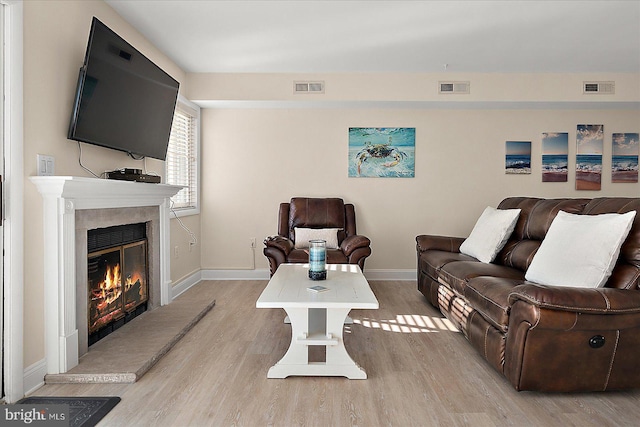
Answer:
[{"xmin": 264, "ymin": 197, "xmax": 372, "ymax": 276}]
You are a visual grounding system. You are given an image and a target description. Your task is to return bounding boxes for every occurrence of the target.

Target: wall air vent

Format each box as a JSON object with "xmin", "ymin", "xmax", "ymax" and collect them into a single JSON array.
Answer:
[
  {"xmin": 439, "ymin": 81, "xmax": 470, "ymax": 94},
  {"xmin": 294, "ymin": 81, "xmax": 325, "ymax": 94},
  {"xmin": 583, "ymin": 81, "xmax": 615, "ymax": 94}
]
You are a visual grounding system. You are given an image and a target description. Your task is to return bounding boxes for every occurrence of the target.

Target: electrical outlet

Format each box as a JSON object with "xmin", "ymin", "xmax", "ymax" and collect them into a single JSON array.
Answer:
[
  {"xmin": 250, "ymin": 237, "xmax": 256, "ymax": 248},
  {"xmin": 174, "ymin": 245, "xmax": 179, "ymax": 258}
]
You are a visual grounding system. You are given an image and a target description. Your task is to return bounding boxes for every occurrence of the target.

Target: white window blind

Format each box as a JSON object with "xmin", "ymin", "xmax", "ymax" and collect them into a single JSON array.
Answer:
[{"xmin": 166, "ymin": 98, "xmax": 199, "ymax": 211}]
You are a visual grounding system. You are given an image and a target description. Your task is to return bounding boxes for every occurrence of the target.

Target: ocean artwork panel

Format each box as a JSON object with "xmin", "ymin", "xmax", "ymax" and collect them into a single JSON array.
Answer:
[
  {"xmin": 542, "ymin": 132, "xmax": 568, "ymax": 182},
  {"xmin": 576, "ymin": 124, "xmax": 603, "ymax": 190},
  {"xmin": 349, "ymin": 127, "xmax": 415, "ymax": 178},
  {"xmin": 505, "ymin": 141, "xmax": 531, "ymax": 174},
  {"xmin": 612, "ymin": 132, "xmax": 639, "ymax": 183}
]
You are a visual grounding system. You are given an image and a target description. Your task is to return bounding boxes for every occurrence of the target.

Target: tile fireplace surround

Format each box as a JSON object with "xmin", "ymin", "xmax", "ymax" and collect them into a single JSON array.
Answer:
[{"xmin": 30, "ymin": 176, "xmax": 182, "ymax": 375}]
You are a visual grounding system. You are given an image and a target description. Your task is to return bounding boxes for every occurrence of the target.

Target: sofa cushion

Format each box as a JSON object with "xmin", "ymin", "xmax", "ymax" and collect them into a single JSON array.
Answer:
[
  {"xmin": 497, "ymin": 197, "xmax": 542, "ymax": 241},
  {"xmin": 460, "ymin": 207, "xmax": 521, "ymax": 263},
  {"xmin": 496, "ymin": 239, "xmax": 541, "ymax": 272},
  {"xmin": 582, "ymin": 198, "xmax": 640, "ymax": 289},
  {"xmin": 496, "ymin": 198, "xmax": 589, "ymax": 271},
  {"xmin": 465, "ymin": 277, "xmax": 524, "ymax": 332},
  {"xmin": 525, "ymin": 210, "xmax": 636, "ymax": 288},
  {"xmin": 523, "ymin": 199, "xmax": 590, "ymax": 240},
  {"xmin": 419, "ymin": 250, "xmax": 476, "ymax": 280},
  {"xmin": 438, "ymin": 261, "xmax": 525, "ymax": 295},
  {"xmin": 583, "ymin": 198, "xmax": 640, "ymax": 265}
]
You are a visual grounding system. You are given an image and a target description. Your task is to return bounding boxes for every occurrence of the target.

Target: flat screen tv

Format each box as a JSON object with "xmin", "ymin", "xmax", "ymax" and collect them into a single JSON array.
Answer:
[{"xmin": 68, "ymin": 17, "xmax": 180, "ymax": 160}]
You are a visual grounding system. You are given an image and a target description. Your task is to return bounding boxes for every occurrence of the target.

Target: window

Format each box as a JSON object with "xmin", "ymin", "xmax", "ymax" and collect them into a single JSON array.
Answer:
[{"xmin": 166, "ymin": 96, "xmax": 200, "ymax": 215}]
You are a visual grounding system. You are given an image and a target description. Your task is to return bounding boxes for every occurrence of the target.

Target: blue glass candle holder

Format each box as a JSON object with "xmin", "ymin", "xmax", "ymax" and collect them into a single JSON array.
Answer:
[{"xmin": 308, "ymin": 239, "xmax": 327, "ymax": 280}]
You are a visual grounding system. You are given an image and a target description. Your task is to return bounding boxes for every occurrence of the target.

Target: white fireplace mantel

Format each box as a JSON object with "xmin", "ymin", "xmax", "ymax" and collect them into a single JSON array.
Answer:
[{"xmin": 30, "ymin": 176, "xmax": 182, "ymax": 374}]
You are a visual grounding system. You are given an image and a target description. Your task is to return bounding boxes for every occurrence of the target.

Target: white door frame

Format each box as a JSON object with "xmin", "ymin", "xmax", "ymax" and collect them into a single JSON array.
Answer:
[{"xmin": 2, "ymin": 0, "xmax": 24, "ymax": 403}]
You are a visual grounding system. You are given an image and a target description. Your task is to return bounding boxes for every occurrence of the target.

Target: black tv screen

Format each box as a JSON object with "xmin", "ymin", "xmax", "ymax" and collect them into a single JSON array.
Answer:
[{"xmin": 68, "ymin": 17, "xmax": 180, "ymax": 160}]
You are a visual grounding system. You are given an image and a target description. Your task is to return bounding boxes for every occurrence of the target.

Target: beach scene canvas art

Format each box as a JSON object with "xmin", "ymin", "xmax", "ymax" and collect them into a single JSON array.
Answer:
[
  {"xmin": 349, "ymin": 127, "xmax": 415, "ymax": 178},
  {"xmin": 612, "ymin": 132, "xmax": 639, "ymax": 183},
  {"xmin": 505, "ymin": 141, "xmax": 531, "ymax": 174},
  {"xmin": 542, "ymin": 132, "xmax": 568, "ymax": 182},
  {"xmin": 576, "ymin": 124, "xmax": 603, "ymax": 191}
]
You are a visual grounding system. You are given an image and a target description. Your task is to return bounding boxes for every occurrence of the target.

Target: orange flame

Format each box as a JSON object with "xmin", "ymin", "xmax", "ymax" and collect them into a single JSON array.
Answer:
[{"xmin": 99, "ymin": 263, "xmax": 122, "ymax": 305}]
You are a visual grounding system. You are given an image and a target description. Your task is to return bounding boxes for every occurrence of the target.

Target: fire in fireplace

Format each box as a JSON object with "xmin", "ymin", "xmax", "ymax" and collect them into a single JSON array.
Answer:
[{"xmin": 88, "ymin": 223, "xmax": 149, "ymax": 345}]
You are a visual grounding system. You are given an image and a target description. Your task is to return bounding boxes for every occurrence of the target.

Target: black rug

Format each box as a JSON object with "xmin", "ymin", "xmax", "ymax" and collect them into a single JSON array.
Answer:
[{"xmin": 16, "ymin": 396, "xmax": 121, "ymax": 427}]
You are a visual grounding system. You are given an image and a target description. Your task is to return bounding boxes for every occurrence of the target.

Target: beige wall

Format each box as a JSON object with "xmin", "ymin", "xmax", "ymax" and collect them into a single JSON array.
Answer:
[
  {"xmin": 192, "ymin": 72, "xmax": 639, "ymax": 272},
  {"xmin": 22, "ymin": 1, "xmax": 199, "ymax": 368},
  {"xmin": 188, "ymin": 72, "xmax": 640, "ymax": 104},
  {"xmin": 198, "ymin": 107, "xmax": 640, "ymax": 272},
  {"xmin": 170, "ymin": 215, "xmax": 201, "ymax": 283}
]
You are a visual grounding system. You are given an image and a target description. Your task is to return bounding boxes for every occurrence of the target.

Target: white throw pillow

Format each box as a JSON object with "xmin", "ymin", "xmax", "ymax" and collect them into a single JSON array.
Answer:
[
  {"xmin": 525, "ymin": 210, "xmax": 636, "ymax": 288},
  {"xmin": 294, "ymin": 228, "xmax": 341, "ymax": 249},
  {"xmin": 459, "ymin": 207, "xmax": 521, "ymax": 263}
]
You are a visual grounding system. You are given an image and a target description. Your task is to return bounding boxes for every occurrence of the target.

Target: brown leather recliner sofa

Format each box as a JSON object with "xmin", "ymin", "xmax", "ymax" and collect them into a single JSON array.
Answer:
[
  {"xmin": 264, "ymin": 197, "xmax": 372, "ymax": 276},
  {"xmin": 416, "ymin": 197, "xmax": 640, "ymax": 392}
]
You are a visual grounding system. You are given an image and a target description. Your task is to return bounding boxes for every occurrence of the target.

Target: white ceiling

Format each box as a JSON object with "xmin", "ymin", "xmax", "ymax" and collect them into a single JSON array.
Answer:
[{"xmin": 105, "ymin": 0, "xmax": 640, "ymax": 74}]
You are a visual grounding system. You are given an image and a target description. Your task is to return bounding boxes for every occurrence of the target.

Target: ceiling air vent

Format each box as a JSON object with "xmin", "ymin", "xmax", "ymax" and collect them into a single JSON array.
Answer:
[
  {"xmin": 439, "ymin": 81, "xmax": 470, "ymax": 94},
  {"xmin": 583, "ymin": 81, "xmax": 615, "ymax": 94},
  {"xmin": 294, "ymin": 81, "xmax": 325, "ymax": 94}
]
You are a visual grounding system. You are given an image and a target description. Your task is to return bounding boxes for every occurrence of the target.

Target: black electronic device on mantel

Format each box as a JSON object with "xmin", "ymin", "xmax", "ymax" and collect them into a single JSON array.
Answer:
[
  {"xmin": 67, "ymin": 17, "xmax": 180, "ymax": 161},
  {"xmin": 105, "ymin": 168, "xmax": 161, "ymax": 183}
]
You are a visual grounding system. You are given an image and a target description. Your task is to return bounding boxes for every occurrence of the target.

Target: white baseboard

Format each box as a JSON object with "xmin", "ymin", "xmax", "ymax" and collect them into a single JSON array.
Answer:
[
  {"xmin": 364, "ymin": 269, "xmax": 416, "ymax": 281},
  {"xmin": 198, "ymin": 268, "xmax": 416, "ymax": 281},
  {"xmin": 201, "ymin": 269, "xmax": 271, "ymax": 280},
  {"xmin": 171, "ymin": 270, "xmax": 203, "ymax": 300},
  {"xmin": 170, "ymin": 268, "xmax": 416, "ymax": 298},
  {"xmin": 23, "ymin": 359, "xmax": 47, "ymax": 396}
]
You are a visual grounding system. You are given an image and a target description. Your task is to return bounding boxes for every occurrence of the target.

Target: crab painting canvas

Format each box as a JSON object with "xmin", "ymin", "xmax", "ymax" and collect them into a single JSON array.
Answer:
[{"xmin": 348, "ymin": 128, "xmax": 415, "ymax": 178}]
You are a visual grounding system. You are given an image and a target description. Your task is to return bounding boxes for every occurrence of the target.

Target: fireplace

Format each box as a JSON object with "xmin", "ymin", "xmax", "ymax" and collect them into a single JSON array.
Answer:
[
  {"xmin": 87, "ymin": 223, "xmax": 149, "ymax": 345},
  {"xmin": 31, "ymin": 176, "xmax": 182, "ymax": 374}
]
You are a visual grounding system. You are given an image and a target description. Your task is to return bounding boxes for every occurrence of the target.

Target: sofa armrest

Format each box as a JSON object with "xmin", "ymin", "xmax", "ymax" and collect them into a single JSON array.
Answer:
[
  {"xmin": 505, "ymin": 283, "xmax": 640, "ymax": 391},
  {"xmin": 263, "ymin": 235, "xmax": 294, "ymax": 256},
  {"xmin": 416, "ymin": 235, "xmax": 465, "ymax": 253},
  {"xmin": 340, "ymin": 234, "xmax": 371, "ymax": 256},
  {"xmin": 508, "ymin": 283, "xmax": 640, "ymax": 316}
]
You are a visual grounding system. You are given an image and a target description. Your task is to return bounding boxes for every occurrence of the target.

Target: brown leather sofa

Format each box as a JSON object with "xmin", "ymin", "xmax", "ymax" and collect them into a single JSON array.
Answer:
[
  {"xmin": 416, "ymin": 197, "xmax": 640, "ymax": 392},
  {"xmin": 264, "ymin": 197, "xmax": 371, "ymax": 276}
]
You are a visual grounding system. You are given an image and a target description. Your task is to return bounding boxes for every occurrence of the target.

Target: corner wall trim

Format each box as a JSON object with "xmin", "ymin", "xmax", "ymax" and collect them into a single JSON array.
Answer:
[{"xmin": 4, "ymin": 0, "xmax": 25, "ymax": 403}]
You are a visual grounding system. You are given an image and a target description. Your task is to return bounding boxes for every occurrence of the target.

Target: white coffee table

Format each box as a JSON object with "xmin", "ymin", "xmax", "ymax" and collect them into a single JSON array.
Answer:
[{"xmin": 256, "ymin": 263, "xmax": 379, "ymax": 379}]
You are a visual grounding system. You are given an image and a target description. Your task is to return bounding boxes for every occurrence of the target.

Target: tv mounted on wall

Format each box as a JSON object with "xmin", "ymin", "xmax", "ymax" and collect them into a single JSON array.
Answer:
[{"xmin": 68, "ymin": 17, "xmax": 180, "ymax": 161}]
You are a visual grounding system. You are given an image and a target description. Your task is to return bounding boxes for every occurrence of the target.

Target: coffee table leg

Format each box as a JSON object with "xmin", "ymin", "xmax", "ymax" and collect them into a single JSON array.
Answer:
[
  {"xmin": 325, "ymin": 307, "xmax": 367, "ymax": 379},
  {"xmin": 267, "ymin": 307, "xmax": 367, "ymax": 379}
]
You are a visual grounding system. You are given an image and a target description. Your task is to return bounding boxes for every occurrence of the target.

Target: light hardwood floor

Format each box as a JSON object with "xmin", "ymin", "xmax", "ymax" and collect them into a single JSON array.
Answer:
[{"xmin": 34, "ymin": 280, "xmax": 640, "ymax": 426}]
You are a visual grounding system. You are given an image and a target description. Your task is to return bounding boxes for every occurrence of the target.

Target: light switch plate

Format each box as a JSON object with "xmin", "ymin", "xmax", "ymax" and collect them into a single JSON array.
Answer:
[{"xmin": 37, "ymin": 154, "xmax": 55, "ymax": 176}]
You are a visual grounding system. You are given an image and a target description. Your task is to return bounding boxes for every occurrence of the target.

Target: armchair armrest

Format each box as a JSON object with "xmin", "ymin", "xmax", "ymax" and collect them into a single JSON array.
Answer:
[
  {"xmin": 340, "ymin": 235, "xmax": 371, "ymax": 256},
  {"xmin": 416, "ymin": 235, "xmax": 465, "ymax": 253},
  {"xmin": 263, "ymin": 235, "xmax": 294, "ymax": 256}
]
